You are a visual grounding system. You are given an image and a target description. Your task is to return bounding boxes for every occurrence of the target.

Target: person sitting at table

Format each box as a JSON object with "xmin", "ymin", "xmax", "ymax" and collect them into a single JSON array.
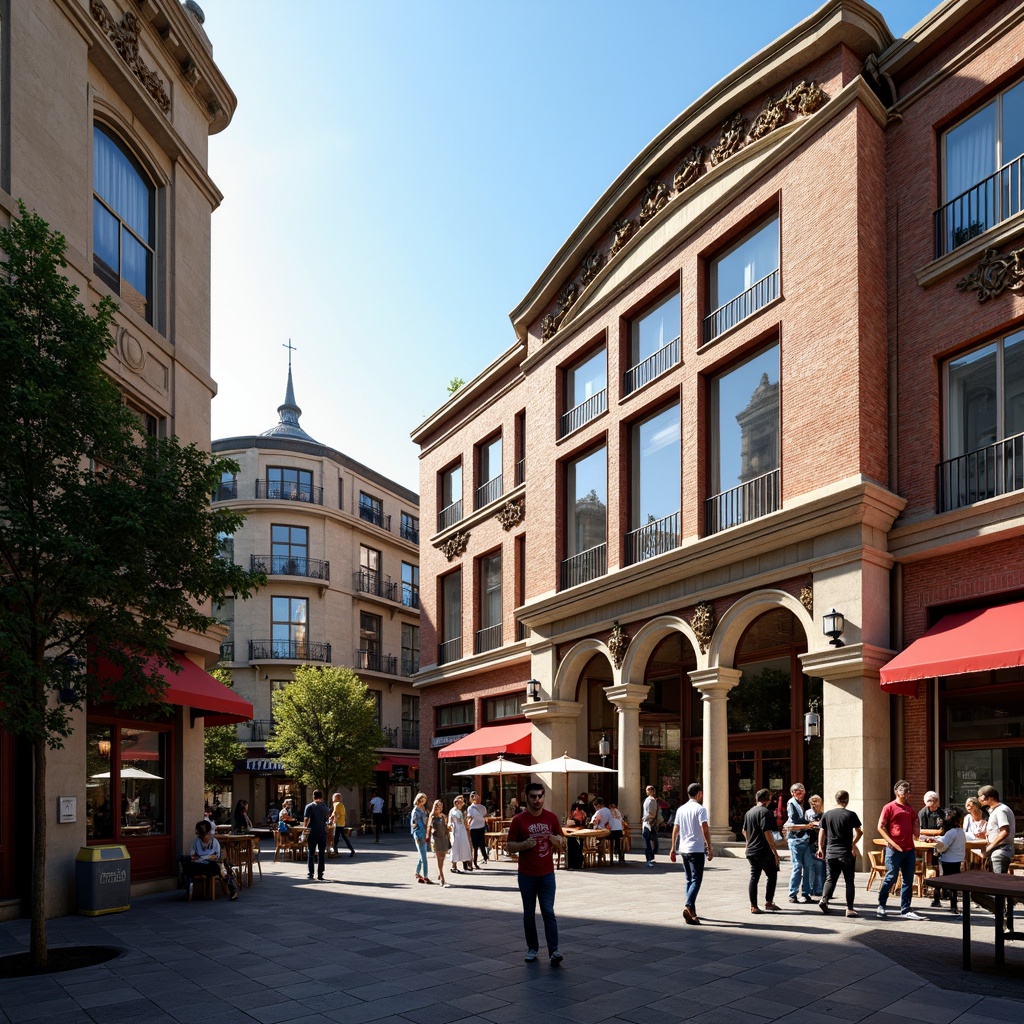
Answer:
[
  {"xmin": 607, "ymin": 802, "xmax": 625, "ymax": 864},
  {"xmin": 507, "ymin": 796, "xmax": 522, "ymax": 817},
  {"xmin": 919, "ymin": 791, "xmax": 943, "ymax": 831},
  {"xmin": 179, "ymin": 820, "xmax": 238, "ymax": 901},
  {"xmin": 962, "ymin": 796, "xmax": 987, "ymax": 838},
  {"xmin": 278, "ymin": 798, "xmax": 297, "ymax": 829},
  {"xmin": 927, "ymin": 806, "xmax": 966, "ymax": 913},
  {"xmin": 570, "ymin": 796, "xmax": 588, "ymax": 827},
  {"xmin": 589, "ymin": 797, "xmax": 612, "ymax": 830},
  {"xmin": 232, "ymin": 799, "xmax": 253, "ymax": 833}
]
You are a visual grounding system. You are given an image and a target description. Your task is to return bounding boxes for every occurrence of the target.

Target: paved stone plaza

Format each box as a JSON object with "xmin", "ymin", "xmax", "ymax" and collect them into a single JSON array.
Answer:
[{"xmin": 2, "ymin": 834, "xmax": 1024, "ymax": 1023}]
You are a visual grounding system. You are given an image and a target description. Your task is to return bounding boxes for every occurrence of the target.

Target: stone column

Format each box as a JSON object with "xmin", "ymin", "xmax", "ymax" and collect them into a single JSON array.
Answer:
[
  {"xmin": 689, "ymin": 667, "xmax": 742, "ymax": 843},
  {"xmin": 524, "ymin": 699, "xmax": 583, "ymax": 820},
  {"xmin": 604, "ymin": 683, "xmax": 648, "ymax": 826}
]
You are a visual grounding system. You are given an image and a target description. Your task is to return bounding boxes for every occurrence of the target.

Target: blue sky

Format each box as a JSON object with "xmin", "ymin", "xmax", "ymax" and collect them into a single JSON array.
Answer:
[{"xmin": 205, "ymin": 0, "xmax": 938, "ymax": 492}]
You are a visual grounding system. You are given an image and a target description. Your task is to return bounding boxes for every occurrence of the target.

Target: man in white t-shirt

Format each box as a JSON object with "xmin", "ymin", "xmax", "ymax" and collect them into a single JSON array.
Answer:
[
  {"xmin": 369, "ymin": 791, "xmax": 385, "ymax": 844},
  {"xmin": 669, "ymin": 782, "xmax": 714, "ymax": 924},
  {"xmin": 466, "ymin": 791, "xmax": 490, "ymax": 867},
  {"xmin": 589, "ymin": 797, "xmax": 612, "ymax": 830},
  {"xmin": 979, "ymin": 785, "xmax": 1017, "ymax": 873},
  {"xmin": 642, "ymin": 785, "xmax": 660, "ymax": 867}
]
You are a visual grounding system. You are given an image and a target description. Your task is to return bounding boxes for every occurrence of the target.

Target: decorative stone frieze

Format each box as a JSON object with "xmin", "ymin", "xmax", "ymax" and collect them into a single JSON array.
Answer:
[
  {"xmin": 710, "ymin": 112, "xmax": 748, "ymax": 165},
  {"xmin": 608, "ymin": 217, "xmax": 635, "ymax": 257},
  {"xmin": 436, "ymin": 531, "xmax": 470, "ymax": 562},
  {"xmin": 800, "ymin": 585, "xmax": 813, "ymax": 617},
  {"xmin": 579, "ymin": 250, "xmax": 603, "ymax": 288},
  {"xmin": 638, "ymin": 178, "xmax": 668, "ymax": 226},
  {"xmin": 672, "ymin": 147, "xmax": 704, "ymax": 195},
  {"xmin": 690, "ymin": 601, "xmax": 715, "ymax": 655},
  {"xmin": 957, "ymin": 247, "xmax": 1024, "ymax": 303},
  {"xmin": 607, "ymin": 621, "xmax": 629, "ymax": 669},
  {"xmin": 494, "ymin": 498, "xmax": 525, "ymax": 531},
  {"xmin": 90, "ymin": 1, "xmax": 171, "ymax": 114}
]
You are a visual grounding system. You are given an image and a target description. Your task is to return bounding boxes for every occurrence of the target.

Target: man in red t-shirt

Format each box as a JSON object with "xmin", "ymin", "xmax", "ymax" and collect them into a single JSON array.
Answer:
[
  {"xmin": 876, "ymin": 779, "xmax": 925, "ymax": 920},
  {"xmin": 506, "ymin": 782, "xmax": 566, "ymax": 966}
]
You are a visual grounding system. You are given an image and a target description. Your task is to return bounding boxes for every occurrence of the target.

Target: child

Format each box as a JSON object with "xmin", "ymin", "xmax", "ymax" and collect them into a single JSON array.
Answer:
[
  {"xmin": 929, "ymin": 806, "xmax": 966, "ymax": 914},
  {"xmin": 608, "ymin": 802, "xmax": 625, "ymax": 864}
]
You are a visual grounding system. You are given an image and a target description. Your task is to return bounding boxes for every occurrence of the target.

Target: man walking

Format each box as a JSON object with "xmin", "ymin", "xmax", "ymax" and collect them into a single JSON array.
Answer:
[
  {"xmin": 979, "ymin": 785, "xmax": 1016, "ymax": 873},
  {"xmin": 784, "ymin": 783, "xmax": 816, "ymax": 904},
  {"xmin": 466, "ymin": 791, "xmax": 489, "ymax": 867},
  {"xmin": 369, "ymin": 789, "xmax": 385, "ymax": 843},
  {"xmin": 876, "ymin": 780, "xmax": 925, "ymax": 920},
  {"xmin": 506, "ymin": 782, "xmax": 566, "ymax": 966},
  {"xmin": 816, "ymin": 790, "xmax": 862, "ymax": 917},
  {"xmin": 303, "ymin": 790, "xmax": 330, "ymax": 881},
  {"xmin": 642, "ymin": 784, "xmax": 660, "ymax": 868},
  {"xmin": 669, "ymin": 781, "xmax": 714, "ymax": 924},
  {"xmin": 331, "ymin": 793, "xmax": 355, "ymax": 857},
  {"xmin": 743, "ymin": 788, "xmax": 780, "ymax": 914}
]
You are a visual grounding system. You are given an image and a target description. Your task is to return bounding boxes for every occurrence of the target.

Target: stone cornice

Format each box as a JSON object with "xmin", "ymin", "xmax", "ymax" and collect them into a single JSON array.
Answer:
[
  {"xmin": 800, "ymin": 642, "xmax": 895, "ymax": 681},
  {"xmin": 523, "ymin": 700, "xmax": 584, "ymax": 723},
  {"xmin": 411, "ymin": 643, "xmax": 530, "ymax": 689}
]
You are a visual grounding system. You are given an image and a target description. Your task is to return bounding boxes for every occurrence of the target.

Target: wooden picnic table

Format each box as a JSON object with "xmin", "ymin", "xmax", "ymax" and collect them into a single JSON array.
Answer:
[{"xmin": 927, "ymin": 873, "xmax": 1024, "ymax": 969}]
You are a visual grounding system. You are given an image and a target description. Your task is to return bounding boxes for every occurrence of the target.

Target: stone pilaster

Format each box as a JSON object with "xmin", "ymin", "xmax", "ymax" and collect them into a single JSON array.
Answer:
[
  {"xmin": 689, "ymin": 667, "xmax": 742, "ymax": 843},
  {"xmin": 523, "ymin": 699, "xmax": 584, "ymax": 819},
  {"xmin": 604, "ymin": 683, "xmax": 649, "ymax": 825}
]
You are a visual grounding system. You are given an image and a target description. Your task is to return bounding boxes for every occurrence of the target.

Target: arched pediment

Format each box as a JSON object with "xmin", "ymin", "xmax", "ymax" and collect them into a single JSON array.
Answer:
[
  {"xmin": 708, "ymin": 589, "xmax": 814, "ymax": 667},
  {"xmin": 553, "ymin": 638, "xmax": 614, "ymax": 703},
  {"xmin": 621, "ymin": 615, "xmax": 705, "ymax": 684}
]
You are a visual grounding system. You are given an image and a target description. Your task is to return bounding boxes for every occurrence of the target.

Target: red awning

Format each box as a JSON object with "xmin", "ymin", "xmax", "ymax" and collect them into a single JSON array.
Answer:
[
  {"xmin": 437, "ymin": 722, "xmax": 532, "ymax": 759},
  {"xmin": 374, "ymin": 755, "xmax": 419, "ymax": 773},
  {"xmin": 94, "ymin": 652, "xmax": 253, "ymax": 725},
  {"xmin": 880, "ymin": 602, "xmax": 1024, "ymax": 696}
]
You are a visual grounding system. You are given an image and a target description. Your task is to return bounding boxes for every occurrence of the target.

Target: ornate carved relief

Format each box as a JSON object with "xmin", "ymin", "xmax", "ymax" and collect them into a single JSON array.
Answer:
[
  {"xmin": 749, "ymin": 98, "xmax": 788, "ymax": 141},
  {"xmin": 690, "ymin": 601, "xmax": 715, "ymax": 655},
  {"xmin": 672, "ymin": 147, "xmax": 704, "ymax": 195},
  {"xmin": 638, "ymin": 178, "xmax": 668, "ymax": 226},
  {"xmin": 437, "ymin": 531, "xmax": 470, "ymax": 562},
  {"xmin": 90, "ymin": 1, "xmax": 171, "ymax": 114},
  {"xmin": 710, "ymin": 113, "xmax": 748, "ymax": 165},
  {"xmin": 579, "ymin": 250, "xmax": 604, "ymax": 288},
  {"xmin": 118, "ymin": 328, "xmax": 147, "ymax": 373},
  {"xmin": 783, "ymin": 80, "xmax": 825, "ymax": 117},
  {"xmin": 608, "ymin": 217, "xmax": 635, "ymax": 257},
  {"xmin": 495, "ymin": 498, "xmax": 525, "ymax": 531},
  {"xmin": 799, "ymin": 585, "xmax": 813, "ymax": 617},
  {"xmin": 957, "ymin": 247, "xmax": 1024, "ymax": 303},
  {"xmin": 607, "ymin": 621, "xmax": 629, "ymax": 670}
]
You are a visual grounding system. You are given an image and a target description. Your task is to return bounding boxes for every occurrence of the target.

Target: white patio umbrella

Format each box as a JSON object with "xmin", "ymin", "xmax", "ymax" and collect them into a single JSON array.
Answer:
[
  {"xmin": 528, "ymin": 752, "xmax": 616, "ymax": 821},
  {"xmin": 90, "ymin": 767, "xmax": 163, "ymax": 780},
  {"xmin": 453, "ymin": 756, "xmax": 531, "ymax": 813}
]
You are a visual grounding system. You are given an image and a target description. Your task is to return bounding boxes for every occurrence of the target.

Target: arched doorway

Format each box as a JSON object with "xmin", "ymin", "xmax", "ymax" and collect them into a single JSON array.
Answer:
[
  {"xmin": 725, "ymin": 608, "xmax": 821, "ymax": 838},
  {"xmin": 574, "ymin": 654, "xmax": 616, "ymax": 802}
]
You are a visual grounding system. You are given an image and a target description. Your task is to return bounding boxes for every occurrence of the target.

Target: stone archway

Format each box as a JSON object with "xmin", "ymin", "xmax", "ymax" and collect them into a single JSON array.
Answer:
[{"xmin": 708, "ymin": 588, "xmax": 814, "ymax": 668}]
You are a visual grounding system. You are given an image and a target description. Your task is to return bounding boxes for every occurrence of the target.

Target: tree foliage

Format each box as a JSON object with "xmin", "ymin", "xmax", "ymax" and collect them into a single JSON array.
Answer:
[
  {"xmin": 0, "ymin": 205, "xmax": 263, "ymax": 967},
  {"xmin": 204, "ymin": 669, "xmax": 246, "ymax": 790},
  {"xmin": 446, "ymin": 376, "xmax": 465, "ymax": 395},
  {"xmin": 266, "ymin": 665, "xmax": 385, "ymax": 796}
]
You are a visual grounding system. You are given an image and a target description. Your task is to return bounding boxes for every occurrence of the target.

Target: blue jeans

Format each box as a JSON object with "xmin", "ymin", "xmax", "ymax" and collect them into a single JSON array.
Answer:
[
  {"xmin": 682, "ymin": 852, "xmax": 705, "ymax": 912},
  {"xmin": 878, "ymin": 848, "xmax": 916, "ymax": 914},
  {"xmin": 413, "ymin": 836, "xmax": 429, "ymax": 878},
  {"xmin": 307, "ymin": 833, "xmax": 326, "ymax": 878},
  {"xmin": 787, "ymin": 838, "xmax": 815, "ymax": 898},
  {"xmin": 808, "ymin": 850, "xmax": 826, "ymax": 896},
  {"xmin": 518, "ymin": 872, "xmax": 558, "ymax": 954},
  {"xmin": 644, "ymin": 827, "xmax": 659, "ymax": 862}
]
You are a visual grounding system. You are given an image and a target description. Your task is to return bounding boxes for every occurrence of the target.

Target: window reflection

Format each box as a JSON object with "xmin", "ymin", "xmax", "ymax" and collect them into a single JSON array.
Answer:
[
  {"xmin": 86, "ymin": 726, "xmax": 113, "ymax": 840},
  {"xmin": 120, "ymin": 727, "xmax": 166, "ymax": 836}
]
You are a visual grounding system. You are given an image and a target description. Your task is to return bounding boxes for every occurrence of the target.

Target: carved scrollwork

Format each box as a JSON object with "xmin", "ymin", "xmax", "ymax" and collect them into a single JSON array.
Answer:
[
  {"xmin": 749, "ymin": 98, "xmax": 787, "ymax": 141},
  {"xmin": 607, "ymin": 621, "xmax": 629, "ymax": 670},
  {"xmin": 782, "ymin": 80, "xmax": 825, "ymax": 117},
  {"xmin": 540, "ymin": 313, "xmax": 560, "ymax": 341},
  {"xmin": 90, "ymin": 1, "xmax": 171, "ymax": 114},
  {"xmin": 638, "ymin": 178, "xmax": 668, "ymax": 226},
  {"xmin": 579, "ymin": 250, "xmax": 604, "ymax": 288},
  {"xmin": 494, "ymin": 499, "xmax": 525, "ymax": 531},
  {"xmin": 799, "ymin": 585, "xmax": 813, "ymax": 617},
  {"xmin": 957, "ymin": 247, "xmax": 1024, "ymax": 303},
  {"xmin": 558, "ymin": 279, "xmax": 579, "ymax": 315},
  {"xmin": 710, "ymin": 113, "xmax": 748, "ymax": 165},
  {"xmin": 672, "ymin": 146, "xmax": 704, "ymax": 195},
  {"xmin": 609, "ymin": 217, "xmax": 635, "ymax": 257},
  {"xmin": 437, "ymin": 531, "xmax": 470, "ymax": 562},
  {"xmin": 690, "ymin": 601, "xmax": 715, "ymax": 655}
]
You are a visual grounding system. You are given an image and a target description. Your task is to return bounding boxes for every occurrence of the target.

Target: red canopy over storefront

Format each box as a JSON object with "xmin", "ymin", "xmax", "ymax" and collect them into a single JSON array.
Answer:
[
  {"xmin": 880, "ymin": 602, "xmax": 1024, "ymax": 697},
  {"xmin": 437, "ymin": 722, "xmax": 532, "ymax": 759}
]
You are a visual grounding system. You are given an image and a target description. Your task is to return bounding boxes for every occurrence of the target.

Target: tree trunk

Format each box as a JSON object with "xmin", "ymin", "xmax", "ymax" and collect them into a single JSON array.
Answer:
[{"xmin": 31, "ymin": 734, "xmax": 48, "ymax": 970}]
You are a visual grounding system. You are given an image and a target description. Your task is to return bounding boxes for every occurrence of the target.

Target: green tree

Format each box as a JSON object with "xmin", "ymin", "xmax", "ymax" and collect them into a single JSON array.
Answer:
[
  {"xmin": 266, "ymin": 665, "xmax": 385, "ymax": 797},
  {"xmin": 204, "ymin": 669, "xmax": 247, "ymax": 790},
  {"xmin": 0, "ymin": 206, "xmax": 263, "ymax": 968},
  {"xmin": 446, "ymin": 376, "xmax": 465, "ymax": 395}
]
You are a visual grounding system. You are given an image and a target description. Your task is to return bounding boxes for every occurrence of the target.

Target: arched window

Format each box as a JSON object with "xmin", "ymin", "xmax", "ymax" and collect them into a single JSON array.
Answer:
[{"xmin": 93, "ymin": 125, "xmax": 154, "ymax": 323}]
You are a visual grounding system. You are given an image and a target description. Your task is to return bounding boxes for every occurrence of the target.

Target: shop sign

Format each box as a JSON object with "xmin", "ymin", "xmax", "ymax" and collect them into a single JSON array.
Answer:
[
  {"xmin": 431, "ymin": 733, "xmax": 468, "ymax": 748},
  {"xmin": 246, "ymin": 758, "xmax": 284, "ymax": 772}
]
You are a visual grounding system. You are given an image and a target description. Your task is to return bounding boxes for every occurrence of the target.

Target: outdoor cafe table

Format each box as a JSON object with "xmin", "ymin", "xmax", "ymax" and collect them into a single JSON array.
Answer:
[
  {"xmin": 871, "ymin": 837, "xmax": 988, "ymax": 866},
  {"xmin": 218, "ymin": 833, "xmax": 258, "ymax": 887},
  {"xmin": 927, "ymin": 873, "xmax": 1024, "ymax": 969},
  {"xmin": 561, "ymin": 827, "xmax": 610, "ymax": 869}
]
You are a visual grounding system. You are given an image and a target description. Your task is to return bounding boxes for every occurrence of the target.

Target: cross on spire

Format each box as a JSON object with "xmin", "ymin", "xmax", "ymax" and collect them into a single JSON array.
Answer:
[{"xmin": 282, "ymin": 338, "xmax": 297, "ymax": 371}]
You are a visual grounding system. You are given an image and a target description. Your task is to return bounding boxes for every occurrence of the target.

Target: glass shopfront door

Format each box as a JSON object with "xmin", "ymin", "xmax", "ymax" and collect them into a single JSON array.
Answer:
[{"xmin": 728, "ymin": 747, "xmax": 790, "ymax": 839}]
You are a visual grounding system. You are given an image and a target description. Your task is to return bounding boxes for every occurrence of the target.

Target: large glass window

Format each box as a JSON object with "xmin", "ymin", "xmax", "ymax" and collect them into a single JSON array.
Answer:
[
  {"xmin": 402, "ymin": 695, "xmax": 420, "ymax": 748},
  {"xmin": 360, "ymin": 544, "xmax": 382, "ymax": 593},
  {"xmin": 266, "ymin": 467, "xmax": 314, "ymax": 502},
  {"xmin": 401, "ymin": 623, "xmax": 420, "ymax": 676},
  {"xmin": 708, "ymin": 344, "xmax": 780, "ymax": 533},
  {"xmin": 93, "ymin": 125, "xmax": 154, "ymax": 323},
  {"xmin": 86, "ymin": 724, "xmax": 167, "ymax": 839},
  {"xmin": 271, "ymin": 524, "xmax": 308, "ymax": 575},
  {"xmin": 359, "ymin": 491, "xmax": 384, "ymax": 528},
  {"xmin": 941, "ymin": 80, "xmax": 1024, "ymax": 253},
  {"xmin": 706, "ymin": 217, "xmax": 780, "ymax": 342},
  {"xmin": 477, "ymin": 552, "xmax": 502, "ymax": 653},
  {"xmin": 476, "ymin": 435, "xmax": 503, "ymax": 508},
  {"xmin": 626, "ymin": 291, "xmax": 681, "ymax": 394},
  {"xmin": 561, "ymin": 348, "xmax": 608, "ymax": 436},
  {"xmin": 437, "ymin": 702, "xmax": 474, "ymax": 728},
  {"xmin": 401, "ymin": 561, "xmax": 419, "ymax": 608},
  {"xmin": 487, "ymin": 694, "xmax": 525, "ymax": 721},
  {"xmin": 400, "ymin": 512, "xmax": 419, "ymax": 543},
  {"xmin": 440, "ymin": 570, "xmax": 462, "ymax": 664},
  {"xmin": 627, "ymin": 403, "xmax": 681, "ymax": 563},
  {"xmin": 439, "ymin": 464, "xmax": 463, "ymax": 530},
  {"xmin": 271, "ymin": 597, "xmax": 307, "ymax": 658},
  {"xmin": 563, "ymin": 446, "xmax": 607, "ymax": 588},
  {"xmin": 358, "ymin": 610, "xmax": 382, "ymax": 670}
]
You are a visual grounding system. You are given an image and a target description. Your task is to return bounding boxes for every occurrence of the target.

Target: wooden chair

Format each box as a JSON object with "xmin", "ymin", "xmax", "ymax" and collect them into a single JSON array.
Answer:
[
  {"xmin": 866, "ymin": 850, "xmax": 887, "ymax": 891},
  {"xmin": 912, "ymin": 853, "xmax": 935, "ymax": 897},
  {"xmin": 273, "ymin": 828, "xmax": 286, "ymax": 863},
  {"xmin": 621, "ymin": 820, "xmax": 632, "ymax": 854},
  {"xmin": 582, "ymin": 835, "xmax": 600, "ymax": 868}
]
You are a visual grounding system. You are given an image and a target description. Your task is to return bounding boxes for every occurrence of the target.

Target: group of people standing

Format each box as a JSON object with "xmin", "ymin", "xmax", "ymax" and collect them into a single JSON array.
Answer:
[{"xmin": 409, "ymin": 790, "xmax": 496, "ymax": 886}]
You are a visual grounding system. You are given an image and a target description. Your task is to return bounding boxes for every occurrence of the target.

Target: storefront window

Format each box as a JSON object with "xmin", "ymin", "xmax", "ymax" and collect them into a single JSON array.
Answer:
[
  {"xmin": 119, "ymin": 727, "xmax": 166, "ymax": 836},
  {"xmin": 86, "ymin": 725, "xmax": 113, "ymax": 840},
  {"xmin": 438, "ymin": 757, "xmax": 474, "ymax": 807}
]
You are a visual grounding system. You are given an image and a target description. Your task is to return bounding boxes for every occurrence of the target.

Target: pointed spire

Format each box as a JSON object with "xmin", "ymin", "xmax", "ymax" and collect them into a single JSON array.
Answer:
[{"xmin": 260, "ymin": 340, "xmax": 319, "ymax": 442}]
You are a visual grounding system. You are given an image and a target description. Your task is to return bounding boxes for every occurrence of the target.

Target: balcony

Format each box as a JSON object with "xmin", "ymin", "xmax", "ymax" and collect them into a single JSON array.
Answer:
[
  {"xmin": 218, "ymin": 641, "xmax": 234, "ymax": 662},
  {"xmin": 625, "ymin": 511, "xmax": 680, "ymax": 565},
  {"xmin": 213, "ymin": 480, "xmax": 237, "ymax": 501},
  {"xmin": 705, "ymin": 468, "xmax": 780, "ymax": 535},
  {"xmin": 475, "ymin": 474, "xmax": 503, "ymax": 509},
  {"xmin": 359, "ymin": 503, "xmax": 392, "ymax": 532},
  {"xmin": 353, "ymin": 569, "xmax": 399, "ymax": 602},
  {"xmin": 402, "ymin": 654, "xmax": 420, "ymax": 677},
  {"xmin": 400, "ymin": 520, "xmax": 420, "ymax": 544},
  {"xmin": 248, "ymin": 639, "xmax": 332, "ymax": 662},
  {"xmin": 703, "ymin": 269, "xmax": 779, "ymax": 344},
  {"xmin": 515, "ymin": 459, "xmax": 526, "ymax": 486},
  {"xmin": 438, "ymin": 636, "xmax": 462, "ymax": 666},
  {"xmin": 623, "ymin": 337, "xmax": 681, "ymax": 396},
  {"xmin": 355, "ymin": 649, "xmax": 398, "ymax": 675},
  {"xmin": 438, "ymin": 499, "xmax": 463, "ymax": 532},
  {"xmin": 255, "ymin": 479, "xmax": 324, "ymax": 505},
  {"xmin": 935, "ymin": 154, "xmax": 1024, "ymax": 258},
  {"xmin": 401, "ymin": 585, "xmax": 420, "ymax": 610},
  {"xmin": 560, "ymin": 542, "xmax": 607, "ymax": 590},
  {"xmin": 937, "ymin": 433, "xmax": 1024, "ymax": 512},
  {"xmin": 559, "ymin": 389, "xmax": 607, "ymax": 439},
  {"xmin": 251, "ymin": 554, "xmax": 330, "ymax": 582},
  {"xmin": 475, "ymin": 623, "xmax": 503, "ymax": 654},
  {"xmin": 382, "ymin": 724, "xmax": 420, "ymax": 749},
  {"xmin": 247, "ymin": 719, "xmax": 273, "ymax": 742}
]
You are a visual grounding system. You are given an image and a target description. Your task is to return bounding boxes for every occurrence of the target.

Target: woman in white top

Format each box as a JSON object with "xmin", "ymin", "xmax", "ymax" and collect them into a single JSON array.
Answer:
[
  {"xmin": 447, "ymin": 795, "xmax": 473, "ymax": 873},
  {"xmin": 607, "ymin": 802, "xmax": 625, "ymax": 864},
  {"xmin": 929, "ymin": 807, "xmax": 966, "ymax": 915},
  {"xmin": 963, "ymin": 796, "xmax": 987, "ymax": 838}
]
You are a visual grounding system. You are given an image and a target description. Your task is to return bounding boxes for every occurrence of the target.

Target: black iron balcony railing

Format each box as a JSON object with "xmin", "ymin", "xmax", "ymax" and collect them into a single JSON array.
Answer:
[
  {"xmin": 255, "ymin": 479, "xmax": 324, "ymax": 505},
  {"xmin": 401, "ymin": 585, "xmax": 420, "ymax": 610},
  {"xmin": 475, "ymin": 474, "xmax": 503, "ymax": 509},
  {"xmin": 560, "ymin": 542, "xmax": 607, "ymax": 590},
  {"xmin": 438, "ymin": 498, "xmax": 463, "ymax": 532},
  {"xmin": 213, "ymin": 480, "xmax": 237, "ymax": 501},
  {"xmin": 703, "ymin": 269, "xmax": 779, "ymax": 344},
  {"xmin": 247, "ymin": 719, "xmax": 273, "ymax": 742},
  {"xmin": 935, "ymin": 154, "xmax": 1024, "ymax": 258},
  {"xmin": 705, "ymin": 468, "xmax": 780, "ymax": 535},
  {"xmin": 559, "ymin": 389, "xmax": 607, "ymax": 439},
  {"xmin": 354, "ymin": 649, "xmax": 398, "ymax": 675},
  {"xmin": 438, "ymin": 636, "xmax": 462, "ymax": 666},
  {"xmin": 381, "ymin": 724, "xmax": 420, "ymax": 749},
  {"xmin": 400, "ymin": 519, "xmax": 420, "ymax": 543},
  {"xmin": 475, "ymin": 623, "xmax": 502, "ymax": 654},
  {"xmin": 251, "ymin": 554, "xmax": 330, "ymax": 581},
  {"xmin": 623, "ymin": 337, "xmax": 681, "ymax": 395},
  {"xmin": 218, "ymin": 641, "xmax": 234, "ymax": 662},
  {"xmin": 359, "ymin": 503, "xmax": 392, "ymax": 532},
  {"xmin": 248, "ymin": 638, "xmax": 332, "ymax": 662},
  {"xmin": 401, "ymin": 654, "xmax": 420, "ymax": 677},
  {"xmin": 937, "ymin": 432, "xmax": 1024, "ymax": 512},
  {"xmin": 515, "ymin": 459, "xmax": 526, "ymax": 486},
  {"xmin": 353, "ymin": 569, "xmax": 399, "ymax": 602},
  {"xmin": 625, "ymin": 511, "xmax": 681, "ymax": 565}
]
